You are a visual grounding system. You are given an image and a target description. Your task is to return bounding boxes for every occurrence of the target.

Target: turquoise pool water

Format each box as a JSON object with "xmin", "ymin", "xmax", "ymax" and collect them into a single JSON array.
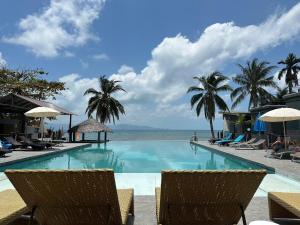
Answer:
[{"xmin": 0, "ymin": 141, "xmax": 264, "ymax": 173}]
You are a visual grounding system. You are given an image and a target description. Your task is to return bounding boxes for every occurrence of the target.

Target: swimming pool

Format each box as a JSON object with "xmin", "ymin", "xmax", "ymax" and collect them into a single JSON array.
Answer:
[{"xmin": 0, "ymin": 140, "xmax": 265, "ymax": 172}]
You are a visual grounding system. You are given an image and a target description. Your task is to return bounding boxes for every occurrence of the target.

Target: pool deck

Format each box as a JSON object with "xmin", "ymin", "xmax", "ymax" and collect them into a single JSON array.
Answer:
[
  {"xmin": 130, "ymin": 196, "xmax": 268, "ymax": 225},
  {"xmin": 192, "ymin": 140, "xmax": 300, "ymax": 181},
  {"xmin": 0, "ymin": 143, "xmax": 90, "ymax": 167}
]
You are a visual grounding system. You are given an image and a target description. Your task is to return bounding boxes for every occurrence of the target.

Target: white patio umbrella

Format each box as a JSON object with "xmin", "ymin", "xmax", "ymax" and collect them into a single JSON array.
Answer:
[
  {"xmin": 259, "ymin": 107, "xmax": 300, "ymax": 150},
  {"xmin": 24, "ymin": 107, "xmax": 60, "ymax": 140}
]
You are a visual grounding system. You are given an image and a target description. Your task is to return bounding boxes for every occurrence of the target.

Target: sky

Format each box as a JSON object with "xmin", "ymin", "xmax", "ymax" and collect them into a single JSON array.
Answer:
[{"xmin": 1, "ymin": 0, "xmax": 300, "ymax": 130}]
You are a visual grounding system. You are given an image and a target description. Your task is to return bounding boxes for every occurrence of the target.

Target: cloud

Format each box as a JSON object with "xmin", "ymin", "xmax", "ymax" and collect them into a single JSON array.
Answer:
[
  {"xmin": 3, "ymin": 0, "xmax": 105, "ymax": 57},
  {"xmin": 54, "ymin": 74, "xmax": 98, "ymax": 118},
  {"xmin": 53, "ymin": 3, "xmax": 300, "ymax": 128},
  {"xmin": 91, "ymin": 53, "xmax": 109, "ymax": 61},
  {"xmin": 118, "ymin": 65, "xmax": 134, "ymax": 74},
  {"xmin": 110, "ymin": 3, "xmax": 300, "ymax": 105},
  {"xmin": 0, "ymin": 52, "xmax": 6, "ymax": 67}
]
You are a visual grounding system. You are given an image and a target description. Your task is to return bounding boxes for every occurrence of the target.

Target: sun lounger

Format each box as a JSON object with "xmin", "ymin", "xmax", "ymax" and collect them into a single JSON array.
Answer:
[
  {"xmin": 4, "ymin": 136, "xmax": 25, "ymax": 149},
  {"xmin": 218, "ymin": 134, "xmax": 245, "ymax": 146},
  {"xmin": 236, "ymin": 139, "xmax": 266, "ymax": 150},
  {"xmin": 0, "ymin": 141, "xmax": 12, "ymax": 150},
  {"xmin": 0, "ymin": 189, "xmax": 29, "ymax": 225},
  {"xmin": 232, "ymin": 137, "xmax": 257, "ymax": 147},
  {"xmin": 208, "ymin": 133, "xmax": 232, "ymax": 144},
  {"xmin": 271, "ymin": 150, "xmax": 292, "ymax": 159},
  {"xmin": 0, "ymin": 142, "xmax": 12, "ymax": 157},
  {"xmin": 5, "ymin": 169, "xmax": 134, "ymax": 225},
  {"xmin": 155, "ymin": 170, "xmax": 266, "ymax": 225},
  {"xmin": 291, "ymin": 152, "xmax": 300, "ymax": 163},
  {"xmin": 18, "ymin": 136, "xmax": 45, "ymax": 150},
  {"xmin": 215, "ymin": 133, "xmax": 233, "ymax": 145},
  {"xmin": 268, "ymin": 192, "xmax": 300, "ymax": 224}
]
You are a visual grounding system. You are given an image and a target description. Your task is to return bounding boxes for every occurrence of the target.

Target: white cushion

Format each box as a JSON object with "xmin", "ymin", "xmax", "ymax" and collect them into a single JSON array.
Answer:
[{"xmin": 249, "ymin": 221, "xmax": 279, "ymax": 225}]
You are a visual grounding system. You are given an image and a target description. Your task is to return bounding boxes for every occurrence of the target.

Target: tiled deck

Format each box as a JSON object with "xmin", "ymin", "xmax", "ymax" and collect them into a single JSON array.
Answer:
[
  {"xmin": 130, "ymin": 196, "xmax": 268, "ymax": 225},
  {"xmin": 0, "ymin": 143, "xmax": 90, "ymax": 167},
  {"xmin": 192, "ymin": 141, "xmax": 300, "ymax": 181}
]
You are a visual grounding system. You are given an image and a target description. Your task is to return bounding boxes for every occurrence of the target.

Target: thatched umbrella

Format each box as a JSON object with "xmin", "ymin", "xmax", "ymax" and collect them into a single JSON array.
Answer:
[{"xmin": 68, "ymin": 118, "xmax": 112, "ymax": 142}]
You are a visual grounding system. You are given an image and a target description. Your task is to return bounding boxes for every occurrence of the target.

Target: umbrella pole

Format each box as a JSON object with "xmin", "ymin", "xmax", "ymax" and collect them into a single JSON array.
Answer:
[
  {"xmin": 41, "ymin": 117, "xmax": 44, "ymax": 141},
  {"xmin": 283, "ymin": 121, "xmax": 287, "ymax": 151}
]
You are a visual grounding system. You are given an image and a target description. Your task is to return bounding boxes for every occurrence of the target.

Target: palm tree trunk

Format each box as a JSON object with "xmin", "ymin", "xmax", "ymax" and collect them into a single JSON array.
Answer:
[
  {"xmin": 288, "ymin": 82, "xmax": 293, "ymax": 94},
  {"xmin": 209, "ymin": 118, "xmax": 215, "ymax": 138}
]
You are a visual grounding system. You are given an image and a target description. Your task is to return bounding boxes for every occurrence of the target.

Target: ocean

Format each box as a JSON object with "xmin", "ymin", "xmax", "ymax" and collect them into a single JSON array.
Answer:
[{"xmin": 83, "ymin": 130, "xmax": 217, "ymax": 141}]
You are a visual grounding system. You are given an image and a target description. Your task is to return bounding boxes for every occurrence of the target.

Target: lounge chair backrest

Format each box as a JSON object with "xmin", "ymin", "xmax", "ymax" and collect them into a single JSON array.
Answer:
[
  {"xmin": 234, "ymin": 134, "xmax": 244, "ymax": 142},
  {"xmin": 253, "ymin": 139, "xmax": 266, "ymax": 146},
  {"xmin": 247, "ymin": 137, "xmax": 257, "ymax": 144},
  {"xmin": 5, "ymin": 169, "xmax": 122, "ymax": 225},
  {"xmin": 4, "ymin": 137, "xmax": 19, "ymax": 145},
  {"xmin": 225, "ymin": 133, "xmax": 232, "ymax": 140},
  {"xmin": 159, "ymin": 170, "xmax": 266, "ymax": 225},
  {"xmin": 19, "ymin": 136, "xmax": 32, "ymax": 144}
]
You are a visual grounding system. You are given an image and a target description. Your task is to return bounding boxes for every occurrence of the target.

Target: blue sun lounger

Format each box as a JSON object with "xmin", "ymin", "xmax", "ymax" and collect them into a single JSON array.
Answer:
[
  {"xmin": 218, "ymin": 134, "xmax": 244, "ymax": 146},
  {"xmin": 215, "ymin": 133, "xmax": 232, "ymax": 145}
]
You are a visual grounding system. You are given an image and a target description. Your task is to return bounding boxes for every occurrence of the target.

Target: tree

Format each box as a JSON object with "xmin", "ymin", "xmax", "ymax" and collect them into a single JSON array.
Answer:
[
  {"xmin": 0, "ymin": 67, "xmax": 65, "ymax": 100},
  {"xmin": 278, "ymin": 53, "xmax": 300, "ymax": 94},
  {"xmin": 187, "ymin": 71, "xmax": 232, "ymax": 138},
  {"xmin": 275, "ymin": 86, "xmax": 289, "ymax": 101},
  {"xmin": 84, "ymin": 76, "xmax": 126, "ymax": 124},
  {"xmin": 231, "ymin": 58, "xmax": 277, "ymax": 109}
]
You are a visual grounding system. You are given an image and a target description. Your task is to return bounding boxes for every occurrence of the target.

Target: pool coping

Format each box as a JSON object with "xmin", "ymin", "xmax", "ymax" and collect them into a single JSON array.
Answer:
[
  {"xmin": 191, "ymin": 141, "xmax": 275, "ymax": 172},
  {"xmin": 0, "ymin": 143, "xmax": 91, "ymax": 168},
  {"xmin": 191, "ymin": 141, "xmax": 300, "ymax": 182}
]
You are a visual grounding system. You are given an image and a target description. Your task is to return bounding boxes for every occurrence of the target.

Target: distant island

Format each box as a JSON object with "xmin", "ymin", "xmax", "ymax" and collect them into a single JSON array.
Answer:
[
  {"xmin": 108, "ymin": 124, "xmax": 166, "ymax": 130},
  {"xmin": 47, "ymin": 123, "xmax": 165, "ymax": 131}
]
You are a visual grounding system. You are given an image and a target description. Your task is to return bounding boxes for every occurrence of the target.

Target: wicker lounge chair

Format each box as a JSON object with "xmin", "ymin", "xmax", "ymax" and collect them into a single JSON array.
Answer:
[
  {"xmin": 155, "ymin": 170, "xmax": 266, "ymax": 225},
  {"xmin": 0, "ymin": 189, "xmax": 29, "ymax": 225},
  {"xmin": 5, "ymin": 169, "xmax": 134, "ymax": 225},
  {"xmin": 268, "ymin": 192, "xmax": 300, "ymax": 224},
  {"xmin": 215, "ymin": 133, "xmax": 233, "ymax": 145}
]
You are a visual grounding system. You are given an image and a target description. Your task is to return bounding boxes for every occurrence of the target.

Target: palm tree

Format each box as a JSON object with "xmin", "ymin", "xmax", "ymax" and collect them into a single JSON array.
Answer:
[
  {"xmin": 84, "ymin": 76, "xmax": 126, "ymax": 123},
  {"xmin": 275, "ymin": 86, "xmax": 289, "ymax": 101},
  {"xmin": 278, "ymin": 53, "xmax": 300, "ymax": 94},
  {"xmin": 187, "ymin": 71, "xmax": 232, "ymax": 138},
  {"xmin": 231, "ymin": 58, "xmax": 277, "ymax": 109}
]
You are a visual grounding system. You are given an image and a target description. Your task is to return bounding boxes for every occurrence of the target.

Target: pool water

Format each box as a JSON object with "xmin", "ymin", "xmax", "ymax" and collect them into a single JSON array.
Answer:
[{"xmin": 0, "ymin": 141, "xmax": 264, "ymax": 173}]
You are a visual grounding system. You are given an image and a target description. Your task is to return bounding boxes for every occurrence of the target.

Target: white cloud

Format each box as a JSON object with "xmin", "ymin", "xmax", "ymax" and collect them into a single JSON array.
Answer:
[
  {"xmin": 53, "ymin": 3, "xmax": 300, "ymax": 129},
  {"xmin": 3, "ymin": 0, "xmax": 105, "ymax": 57},
  {"xmin": 91, "ymin": 53, "xmax": 109, "ymax": 61},
  {"xmin": 0, "ymin": 52, "xmax": 6, "ymax": 67},
  {"xmin": 110, "ymin": 3, "xmax": 300, "ymax": 106},
  {"xmin": 118, "ymin": 65, "xmax": 134, "ymax": 74},
  {"xmin": 54, "ymin": 74, "xmax": 98, "ymax": 118}
]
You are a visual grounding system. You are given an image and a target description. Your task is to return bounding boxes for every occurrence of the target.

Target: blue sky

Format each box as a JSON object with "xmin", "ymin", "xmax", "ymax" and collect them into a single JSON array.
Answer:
[{"xmin": 1, "ymin": 0, "xmax": 300, "ymax": 129}]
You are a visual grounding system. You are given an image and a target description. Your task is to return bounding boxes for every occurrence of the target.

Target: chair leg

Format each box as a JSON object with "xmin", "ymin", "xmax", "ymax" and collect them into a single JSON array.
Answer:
[{"xmin": 130, "ymin": 195, "xmax": 134, "ymax": 216}]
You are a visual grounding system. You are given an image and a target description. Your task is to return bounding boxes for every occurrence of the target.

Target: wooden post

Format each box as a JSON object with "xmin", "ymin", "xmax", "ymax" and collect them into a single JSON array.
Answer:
[
  {"xmin": 98, "ymin": 132, "xmax": 100, "ymax": 142},
  {"xmin": 104, "ymin": 132, "xmax": 107, "ymax": 142},
  {"xmin": 68, "ymin": 115, "xmax": 72, "ymax": 142}
]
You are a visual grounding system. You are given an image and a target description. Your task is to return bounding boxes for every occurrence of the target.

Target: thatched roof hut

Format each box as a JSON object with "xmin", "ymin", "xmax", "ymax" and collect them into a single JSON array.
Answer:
[{"xmin": 69, "ymin": 118, "xmax": 112, "ymax": 142}]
